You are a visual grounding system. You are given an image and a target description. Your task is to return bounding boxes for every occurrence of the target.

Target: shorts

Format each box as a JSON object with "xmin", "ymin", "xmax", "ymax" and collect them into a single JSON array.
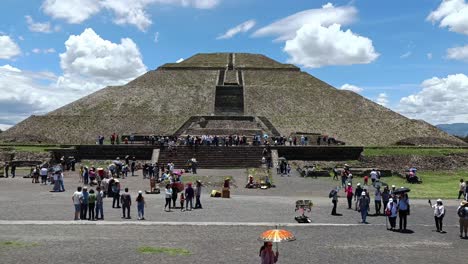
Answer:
[{"xmin": 74, "ymin": 204, "xmax": 81, "ymax": 212}]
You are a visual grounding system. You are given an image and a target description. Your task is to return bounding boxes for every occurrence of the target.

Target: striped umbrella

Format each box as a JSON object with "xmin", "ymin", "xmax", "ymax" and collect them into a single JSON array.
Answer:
[{"xmin": 259, "ymin": 228, "xmax": 295, "ymax": 252}]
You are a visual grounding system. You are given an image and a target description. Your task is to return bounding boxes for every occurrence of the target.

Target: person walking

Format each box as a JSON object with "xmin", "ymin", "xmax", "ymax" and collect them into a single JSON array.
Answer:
[
  {"xmin": 382, "ymin": 186, "xmax": 390, "ymax": 211},
  {"xmin": 95, "ymin": 186, "xmax": 104, "ymax": 220},
  {"xmin": 260, "ymin": 242, "xmax": 279, "ymax": 264},
  {"xmin": 164, "ymin": 184, "xmax": 172, "ymax": 212},
  {"xmin": 354, "ymin": 183, "xmax": 363, "ymax": 211},
  {"xmin": 458, "ymin": 179, "xmax": 466, "ymax": 199},
  {"xmin": 457, "ymin": 200, "xmax": 468, "ymax": 238},
  {"xmin": 136, "ymin": 191, "xmax": 146, "ymax": 220},
  {"xmin": 121, "ymin": 188, "xmax": 131, "ymax": 219},
  {"xmin": 185, "ymin": 183, "xmax": 194, "ymax": 211},
  {"xmin": 72, "ymin": 186, "xmax": 83, "ymax": 220},
  {"xmin": 374, "ymin": 187, "xmax": 382, "ymax": 215},
  {"xmin": 331, "ymin": 187, "xmax": 339, "ymax": 215},
  {"xmin": 88, "ymin": 189, "xmax": 96, "ymax": 221},
  {"xmin": 358, "ymin": 191, "xmax": 370, "ymax": 223},
  {"xmin": 386, "ymin": 198, "xmax": 398, "ymax": 231},
  {"xmin": 397, "ymin": 193, "xmax": 410, "ymax": 232},
  {"xmin": 430, "ymin": 199, "xmax": 445, "ymax": 232},
  {"xmin": 345, "ymin": 183, "xmax": 353, "ymax": 209},
  {"xmin": 195, "ymin": 180, "xmax": 203, "ymax": 209},
  {"xmin": 112, "ymin": 180, "xmax": 121, "ymax": 208}
]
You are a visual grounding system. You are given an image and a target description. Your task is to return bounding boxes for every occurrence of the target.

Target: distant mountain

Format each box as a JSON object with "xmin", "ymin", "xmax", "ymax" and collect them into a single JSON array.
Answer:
[{"xmin": 436, "ymin": 123, "xmax": 468, "ymax": 137}]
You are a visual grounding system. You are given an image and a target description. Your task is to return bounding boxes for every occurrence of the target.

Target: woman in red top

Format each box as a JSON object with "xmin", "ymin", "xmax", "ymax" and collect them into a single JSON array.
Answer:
[{"xmin": 345, "ymin": 183, "xmax": 354, "ymax": 209}]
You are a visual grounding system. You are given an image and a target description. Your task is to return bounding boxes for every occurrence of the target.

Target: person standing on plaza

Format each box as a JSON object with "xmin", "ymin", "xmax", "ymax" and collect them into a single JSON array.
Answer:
[
  {"xmin": 11, "ymin": 164, "xmax": 16, "ymax": 178},
  {"xmin": 195, "ymin": 180, "xmax": 203, "ymax": 209},
  {"xmin": 354, "ymin": 183, "xmax": 363, "ymax": 211},
  {"xmin": 185, "ymin": 183, "xmax": 194, "ymax": 210},
  {"xmin": 88, "ymin": 189, "xmax": 96, "ymax": 221},
  {"xmin": 180, "ymin": 193, "xmax": 185, "ymax": 211},
  {"xmin": 164, "ymin": 184, "xmax": 173, "ymax": 212},
  {"xmin": 260, "ymin": 242, "xmax": 279, "ymax": 264},
  {"xmin": 397, "ymin": 193, "xmax": 410, "ymax": 232},
  {"xmin": 121, "ymin": 188, "xmax": 132, "ymax": 219},
  {"xmin": 345, "ymin": 183, "xmax": 353, "ymax": 209},
  {"xmin": 459, "ymin": 179, "xmax": 466, "ymax": 199},
  {"xmin": 112, "ymin": 180, "xmax": 121, "ymax": 208},
  {"xmin": 374, "ymin": 187, "xmax": 382, "ymax": 215},
  {"xmin": 430, "ymin": 199, "xmax": 445, "ymax": 232},
  {"xmin": 358, "ymin": 191, "xmax": 370, "ymax": 223},
  {"xmin": 136, "ymin": 191, "xmax": 146, "ymax": 220},
  {"xmin": 95, "ymin": 186, "xmax": 104, "ymax": 220},
  {"xmin": 40, "ymin": 166, "xmax": 48, "ymax": 185},
  {"xmin": 382, "ymin": 186, "xmax": 390, "ymax": 211},
  {"xmin": 4, "ymin": 162, "xmax": 9, "ymax": 178},
  {"xmin": 330, "ymin": 187, "xmax": 339, "ymax": 215},
  {"xmin": 386, "ymin": 198, "xmax": 398, "ymax": 230},
  {"xmin": 457, "ymin": 200, "xmax": 468, "ymax": 238},
  {"xmin": 72, "ymin": 186, "xmax": 83, "ymax": 220},
  {"xmin": 80, "ymin": 187, "xmax": 89, "ymax": 220}
]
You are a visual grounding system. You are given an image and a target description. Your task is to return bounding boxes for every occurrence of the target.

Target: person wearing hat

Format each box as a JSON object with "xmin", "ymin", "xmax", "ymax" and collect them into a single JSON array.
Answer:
[
  {"xmin": 136, "ymin": 190, "xmax": 146, "ymax": 220},
  {"xmin": 195, "ymin": 180, "xmax": 203, "ymax": 209},
  {"xmin": 354, "ymin": 183, "xmax": 363, "ymax": 211},
  {"xmin": 345, "ymin": 182, "xmax": 354, "ymax": 209},
  {"xmin": 358, "ymin": 191, "xmax": 370, "ymax": 223},
  {"xmin": 397, "ymin": 193, "xmax": 410, "ymax": 232},
  {"xmin": 374, "ymin": 186, "xmax": 382, "ymax": 215},
  {"xmin": 430, "ymin": 199, "xmax": 445, "ymax": 232},
  {"xmin": 457, "ymin": 200, "xmax": 468, "ymax": 238},
  {"xmin": 386, "ymin": 198, "xmax": 398, "ymax": 230},
  {"xmin": 185, "ymin": 183, "xmax": 194, "ymax": 210}
]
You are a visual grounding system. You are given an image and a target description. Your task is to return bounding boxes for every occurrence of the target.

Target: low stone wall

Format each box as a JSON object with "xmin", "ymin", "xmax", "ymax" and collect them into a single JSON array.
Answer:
[
  {"xmin": 275, "ymin": 146, "xmax": 363, "ymax": 161},
  {"xmin": 49, "ymin": 145, "xmax": 154, "ymax": 162}
]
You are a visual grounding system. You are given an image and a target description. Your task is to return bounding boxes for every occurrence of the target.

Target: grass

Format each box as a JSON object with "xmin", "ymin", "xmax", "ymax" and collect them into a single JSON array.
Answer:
[
  {"xmin": 137, "ymin": 246, "xmax": 190, "ymax": 256},
  {"xmin": 355, "ymin": 171, "xmax": 465, "ymax": 199},
  {"xmin": 0, "ymin": 145, "xmax": 72, "ymax": 153},
  {"xmin": 0, "ymin": 241, "xmax": 39, "ymax": 248},
  {"xmin": 363, "ymin": 147, "xmax": 468, "ymax": 157}
]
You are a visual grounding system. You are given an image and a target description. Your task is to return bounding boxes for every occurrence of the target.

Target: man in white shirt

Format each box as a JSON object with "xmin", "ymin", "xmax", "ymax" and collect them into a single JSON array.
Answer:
[
  {"xmin": 40, "ymin": 167, "xmax": 48, "ymax": 185},
  {"xmin": 72, "ymin": 187, "xmax": 83, "ymax": 220},
  {"xmin": 370, "ymin": 169, "xmax": 378, "ymax": 184}
]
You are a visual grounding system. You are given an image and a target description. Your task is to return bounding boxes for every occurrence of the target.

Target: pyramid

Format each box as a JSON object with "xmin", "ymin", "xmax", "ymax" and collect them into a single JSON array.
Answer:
[{"xmin": 1, "ymin": 52, "xmax": 464, "ymax": 146}]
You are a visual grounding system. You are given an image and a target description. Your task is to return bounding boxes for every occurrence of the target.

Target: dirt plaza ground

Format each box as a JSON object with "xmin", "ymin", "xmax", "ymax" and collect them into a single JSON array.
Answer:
[{"xmin": 0, "ymin": 168, "xmax": 466, "ymax": 263}]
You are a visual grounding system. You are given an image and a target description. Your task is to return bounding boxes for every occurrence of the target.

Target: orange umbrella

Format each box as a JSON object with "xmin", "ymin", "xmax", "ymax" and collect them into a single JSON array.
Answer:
[{"xmin": 259, "ymin": 228, "xmax": 295, "ymax": 253}]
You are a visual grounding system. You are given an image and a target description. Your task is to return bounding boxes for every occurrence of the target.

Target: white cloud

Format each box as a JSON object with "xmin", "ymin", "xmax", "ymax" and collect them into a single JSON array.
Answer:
[
  {"xmin": 427, "ymin": 0, "xmax": 468, "ymax": 35},
  {"xmin": 217, "ymin": 19, "xmax": 256, "ymax": 39},
  {"xmin": 446, "ymin": 45, "xmax": 468, "ymax": 61},
  {"xmin": 0, "ymin": 36, "xmax": 21, "ymax": 59},
  {"xmin": 398, "ymin": 73, "xmax": 468, "ymax": 124},
  {"xmin": 42, "ymin": 0, "xmax": 221, "ymax": 31},
  {"xmin": 284, "ymin": 23, "xmax": 379, "ymax": 68},
  {"xmin": 42, "ymin": 0, "xmax": 101, "ymax": 24},
  {"xmin": 0, "ymin": 28, "xmax": 148, "ymax": 128},
  {"xmin": 25, "ymin": 15, "xmax": 55, "ymax": 33},
  {"xmin": 154, "ymin": 32, "xmax": 159, "ymax": 43},
  {"xmin": 340, "ymin": 83, "xmax": 363, "ymax": 93},
  {"xmin": 176, "ymin": 58, "xmax": 184, "ymax": 63},
  {"xmin": 252, "ymin": 3, "xmax": 357, "ymax": 41},
  {"xmin": 32, "ymin": 48, "xmax": 56, "ymax": 54},
  {"xmin": 427, "ymin": 53, "xmax": 433, "ymax": 59},
  {"xmin": 400, "ymin": 51, "xmax": 412, "ymax": 59},
  {"xmin": 376, "ymin": 93, "xmax": 389, "ymax": 107}
]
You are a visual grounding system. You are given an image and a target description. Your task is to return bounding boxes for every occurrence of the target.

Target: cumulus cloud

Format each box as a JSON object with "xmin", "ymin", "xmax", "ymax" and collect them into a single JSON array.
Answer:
[
  {"xmin": 376, "ymin": 93, "xmax": 389, "ymax": 107},
  {"xmin": 25, "ymin": 15, "xmax": 56, "ymax": 33},
  {"xmin": 446, "ymin": 45, "xmax": 468, "ymax": 61},
  {"xmin": 217, "ymin": 19, "xmax": 256, "ymax": 39},
  {"xmin": 0, "ymin": 35, "xmax": 21, "ymax": 59},
  {"xmin": 0, "ymin": 28, "xmax": 148, "ymax": 128},
  {"xmin": 42, "ymin": 0, "xmax": 221, "ymax": 31},
  {"xmin": 32, "ymin": 48, "xmax": 56, "ymax": 54},
  {"xmin": 400, "ymin": 51, "xmax": 411, "ymax": 59},
  {"xmin": 398, "ymin": 73, "xmax": 468, "ymax": 124},
  {"xmin": 252, "ymin": 3, "xmax": 357, "ymax": 41},
  {"xmin": 284, "ymin": 23, "xmax": 379, "ymax": 68},
  {"xmin": 340, "ymin": 83, "xmax": 363, "ymax": 93},
  {"xmin": 253, "ymin": 3, "xmax": 377, "ymax": 68},
  {"xmin": 427, "ymin": 0, "xmax": 468, "ymax": 35}
]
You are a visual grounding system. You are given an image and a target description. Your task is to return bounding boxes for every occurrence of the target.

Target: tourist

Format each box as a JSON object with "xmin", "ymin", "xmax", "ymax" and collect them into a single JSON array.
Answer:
[
  {"xmin": 88, "ymin": 189, "xmax": 96, "ymax": 221},
  {"xmin": 136, "ymin": 191, "xmax": 146, "ymax": 220},
  {"xmin": 374, "ymin": 187, "xmax": 382, "ymax": 215},
  {"xmin": 346, "ymin": 173, "xmax": 353, "ymax": 186},
  {"xmin": 332, "ymin": 166, "xmax": 339, "ymax": 181},
  {"xmin": 260, "ymin": 242, "xmax": 278, "ymax": 264},
  {"xmin": 430, "ymin": 199, "xmax": 445, "ymax": 232},
  {"xmin": 40, "ymin": 166, "xmax": 48, "ymax": 185},
  {"xmin": 131, "ymin": 159, "xmax": 136, "ymax": 176},
  {"xmin": 112, "ymin": 180, "xmax": 121, "ymax": 208},
  {"xmin": 172, "ymin": 184, "xmax": 179, "ymax": 208},
  {"xmin": 382, "ymin": 186, "xmax": 390, "ymax": 210},
  {"xmin": 180, "ymin": 193, "xmax": 185, "ymax": 211},
  {"xmin": 164, "ymin": 184, "xmax": 172, "ymax": 212},
  {"xmin": 354, "ymin": 183, "xmax": 363, "ymax": 211},
  {"xmin": 330, "ymin": 187, "xmax": 339, "ymax": 215},
  {"xmin": 185, "ymin": 183, "xmax": 194, "ymax": 210},
  {"xmin": 96, "ymin": 186, "xmax": 104, "ymax": 220},
  {"xmin": 195, "ymin": 180, "xmax": 203, "ymax": 209},
  {"xmin": 11, "ymin": 164, "xmax": 16, "ymax": 178},
  {"xmin": 4, "ymin": 162, "xmax": 9, "ymax": 178},
  {"xmin": 358, "ymin": 191, "xmax": 370, "ymax": 223},
  {"xmin": 83, "ymin": 166, "xmax": 89, "ymax": 185},
  {"xmin": 459, "ymin": 179, "xmax": 466, "ymax": 199},
  {"xmin": 386, "ymin": 198, "xmax": 397, "ymax": 230},
  {"xmin": 457, "ymin": 200, "xmax": 468, "ymax": 238},
  {"xmin": 464, "ymin": 180, "xmax": 468, "ymax": 201},
  {"xmin": 345, "ymin": 183, "xmax": 353, "ymax": 209},
  {"xmin": 370, "ymin": 169, "xmax": 378, "ymax": 184},
  {"xmin": 363, "ymin": 175, "xmax": 369, "ymax": 186},
  {"xmin": 72, "ymin": 186, "xmax": 83, "ymax": 220},
  {"xmin": 121, "ymin": 188, "xmax": 131, "ymax": 219},
  {"xmin": 397, "ymin": 193, "xmax": 410, "ymax": 232},
  {"xmin": 80, "ymin": 187, "xmax": 89, "ymax": 220},
  {"xmin": 58, "ymin": 170, "xmax": 65, "ymax": 192}
]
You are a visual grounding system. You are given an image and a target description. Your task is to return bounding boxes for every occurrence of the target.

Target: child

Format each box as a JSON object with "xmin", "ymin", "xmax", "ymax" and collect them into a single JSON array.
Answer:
[
  {"xmin": 150, "ymin": 176, "xmax": 156, "ymax": 193},
  {"xmin": 363, "ymin": 175, "xmax": 369, "ymax": 186},
  {"xmin": 180, "ymin": 193, "xmax": 185, "ymax": 211}
]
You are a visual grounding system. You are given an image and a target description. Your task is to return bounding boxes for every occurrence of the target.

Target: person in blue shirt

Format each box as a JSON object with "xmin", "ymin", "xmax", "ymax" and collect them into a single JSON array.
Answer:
[
  {"xmin": 397, "ymin": 193, "xmax": 410, "ymax": 231},
  {"xmin": 81, "ymin": 187, "xmax": 89, "ymax": 220}
]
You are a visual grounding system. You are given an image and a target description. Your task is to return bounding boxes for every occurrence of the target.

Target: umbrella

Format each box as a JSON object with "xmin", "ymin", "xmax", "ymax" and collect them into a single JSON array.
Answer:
[
  {"xmin": 259, "ymin": 227, "xmax": 295, "ymax": 252},
  {"xmin": 278, "ymin": 157, "xmax": 287, "ymax": 161},
  {"xmin": 393, "ymin": 187, "xmax": 411, "ymax": 195}
]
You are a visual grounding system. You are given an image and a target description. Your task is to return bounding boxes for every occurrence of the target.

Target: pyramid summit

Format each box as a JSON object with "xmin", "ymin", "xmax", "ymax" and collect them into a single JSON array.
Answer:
[{"xmin": 1, "ymin": 52, "xmax": 464, "ymax": 146}]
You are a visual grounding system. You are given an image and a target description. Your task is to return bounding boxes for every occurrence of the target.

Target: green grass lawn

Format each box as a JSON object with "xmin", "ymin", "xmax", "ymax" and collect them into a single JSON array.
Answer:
[
  {"xmin": 369, "ymin": 171, "xmax": 465, "ymax": 199},
  {"xmin": 137, "ymin": 246, "xmax": 190, "ymax": 256},
  {"xmin": 0, "ymin": 145, "xmax": 72, "ymax": 153},
  {"xmin": 363, "ymin": 147, "xmax": 468, "ymax": 157}
]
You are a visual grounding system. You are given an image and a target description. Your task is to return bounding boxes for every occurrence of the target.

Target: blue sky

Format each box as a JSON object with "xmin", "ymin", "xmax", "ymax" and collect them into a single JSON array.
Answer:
[{"xmin": 0, "ymin": 0, "xmax": 467, "ymax": 129}]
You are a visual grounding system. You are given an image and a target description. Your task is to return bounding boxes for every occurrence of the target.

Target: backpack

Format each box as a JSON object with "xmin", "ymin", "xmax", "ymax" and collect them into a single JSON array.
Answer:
[
  {"xmin": 329, "ymin": 189, "xmax": 337, "ymax": 198},
  {"xmin": 458, "ymin": 207, "xmax": 466, "ymax": 218}
]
